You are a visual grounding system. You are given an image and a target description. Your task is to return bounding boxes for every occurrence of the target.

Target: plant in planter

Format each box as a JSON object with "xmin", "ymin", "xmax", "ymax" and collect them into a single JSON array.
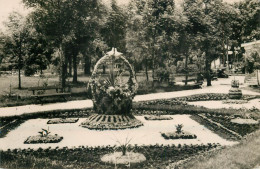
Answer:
[
  {"xmin": 101, "ymin": 136, "xmax": 146, "ymax": 165},
  {"xmin": 24, "ymin": 127, "xmax": 63, "ymax": 144},
  {"xmin": 175, "ymin": 124, "xmax": 183, "ymax": 134},
  {"xmin": 81, "ymin": 48, "xmax": 143, "ymax": 130},
  {"xmin": 38, "ymin": 128, "xmax": 51, "ymax": 137},
  {"xmin": 162, "ymin": 124, "xmax": 197, "ymax": 139},
  {"xmin": 228, "ymin": 80, "xmax": 242, "ymax": 99}
]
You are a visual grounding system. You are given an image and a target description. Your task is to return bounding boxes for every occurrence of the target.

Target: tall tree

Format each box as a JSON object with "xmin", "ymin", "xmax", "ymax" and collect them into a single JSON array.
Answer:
[
  {"xmin": 127, "ymin": 0, "xmax": 178, "ymax": 81},
  {"xmin": 4, "ymin": 12, "xmax": 29, "ymax": 89},
  {"xmin": 183, "ymin": 0, "xmax": 224, "ymax": 86},
  {"xmin": 23, "ymin": 0, "xmax": 103, "ymax": 85},
  {"xmin": 101, "ymin": 0, "xmax": 128, "ymax": 52},
  {"xmin": 235, "ymin": 0, "xmax": 260, "ymax": 42},
  {"xmin": 24, "ymin": 20, "xmax": 54, "ymax": 76}
]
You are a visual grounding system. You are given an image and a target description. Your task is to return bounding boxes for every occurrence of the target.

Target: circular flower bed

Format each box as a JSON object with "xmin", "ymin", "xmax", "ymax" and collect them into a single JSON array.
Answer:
[
  {"xmin": 101, "ymin": 152, "xmax": 146, "ymax": 164},
  {"xmin": 161, "ymin": 132, "xmax": 197, "ymax": 140},
  {"xmin": 80, "ymin": 114, "xmax": 143, "ymax": 130},
  {"xmin": 24, "ymin": 135, "xmax": 63, "ymax": 144},
  {"xmin": 47, "ymin": 118, "xmax": 79, "ymax": 124}
]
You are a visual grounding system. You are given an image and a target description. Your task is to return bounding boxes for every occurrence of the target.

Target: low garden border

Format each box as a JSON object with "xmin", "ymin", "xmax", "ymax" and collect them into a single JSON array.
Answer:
[{"xmin": 0, "ymin": 143, "xmax": 220, "ymax": 169}]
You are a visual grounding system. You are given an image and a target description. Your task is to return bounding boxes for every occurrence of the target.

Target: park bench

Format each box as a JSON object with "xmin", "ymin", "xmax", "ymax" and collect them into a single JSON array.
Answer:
[
  {"xmin": 31, "ymin": 93, "xmax": 71, "ymax": 104},
  {"xmin": 182, "ymin": 78, "xmax": 203, "ymax": 89},
  {"xmin": 28, "ymin": 86, "xmax": 64, "ymax": 95},
  {"xmin": 28, "ymin": 86, "xmax": 71, "ymax": 104},
  {"xmin": 182, "ymin": 78, "xmax": 197, "ymax": 83}
]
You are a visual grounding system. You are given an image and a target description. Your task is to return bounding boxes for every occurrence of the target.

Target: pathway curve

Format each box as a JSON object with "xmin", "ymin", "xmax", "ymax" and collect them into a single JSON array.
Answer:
[{"xmin": 0, "ymin": 76, "xmax": 259, "ymax": 117}]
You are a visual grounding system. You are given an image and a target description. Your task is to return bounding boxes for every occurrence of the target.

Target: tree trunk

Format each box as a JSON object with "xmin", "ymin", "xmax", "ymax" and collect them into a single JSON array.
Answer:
[
  {"xmin": 58, "ymin": 46, "xmax": 66, "ymax": 89},
  {"xmin": 185, "ymin": 54, "xmax": 188, "ymax": 86},
  {"xmin": 205, "ymin": 54, "xmax": 212, "ymax": 86},
  {"xmin": 18, "ymin": 37, "xmax": 22, "ymax": 89},
  {"xmin": 18, "ymin": 67, "xmax": 21, "ymax": 89},
  {"xmin": 73, "ymin": 53, "xmax": 77, "ymax": 83},
  {"xmin": 84, "ymin": 55, "xmax": 91, "ymax": 75},
  {"xmin": 68, "ymin": 56, "xmax": 72, "ymax": 77},
  {"xmin": 145, "ymin": 58, "xmax": 149, "ymax": 81}
]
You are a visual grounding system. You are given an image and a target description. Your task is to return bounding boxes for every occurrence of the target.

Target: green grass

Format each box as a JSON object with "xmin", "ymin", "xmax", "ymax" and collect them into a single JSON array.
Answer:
[
  {"xmin": 0, "ymin": 71, "xmax": 198, "ymax": 107},
  {"xmin": 177, "ymin": 129, "xmax": 260, "ymax": 169}
]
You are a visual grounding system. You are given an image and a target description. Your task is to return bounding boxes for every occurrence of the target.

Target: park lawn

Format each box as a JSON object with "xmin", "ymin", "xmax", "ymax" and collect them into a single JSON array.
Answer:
[
  {"xmin": 0, "ymin": 71, "xmax": 192, "ymax": 97},
  {"xmin": 178, "ymin": 129, "xmax": 260, "ymax": 169}
]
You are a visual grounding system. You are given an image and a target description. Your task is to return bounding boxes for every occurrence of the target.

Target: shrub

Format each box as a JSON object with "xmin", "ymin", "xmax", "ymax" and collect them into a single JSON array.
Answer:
[{"xmin": 176, "ymin": 124, "xmax": 183, "ymax": 134}]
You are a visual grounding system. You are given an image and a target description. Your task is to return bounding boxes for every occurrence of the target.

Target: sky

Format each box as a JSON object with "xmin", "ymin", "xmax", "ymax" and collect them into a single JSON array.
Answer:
[{"xmin": 0, "ymin": 0, "xmax": 243, "ymax": 32}]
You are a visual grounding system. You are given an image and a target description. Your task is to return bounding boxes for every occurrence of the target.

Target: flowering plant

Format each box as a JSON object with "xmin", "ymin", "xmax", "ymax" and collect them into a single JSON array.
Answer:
[
  {"xmin": 231, "ymin": 80, "xmax": 239, "ymax": 88},
  {"xmin": 89, "ymin": 52, "xmax": 138, "ymax": 115}
]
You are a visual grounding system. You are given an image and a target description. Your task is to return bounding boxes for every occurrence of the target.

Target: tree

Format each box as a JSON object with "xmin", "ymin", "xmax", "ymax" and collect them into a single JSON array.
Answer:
[
  {"xmin": 23, "ymin": 0, "xmax": 103, "ymax": 86},
  {"xmin": 0, "ymin": 31, "xmax": 4, "ymax": 65},
  {"xmin": 24, "ymin": 21, "xmax": 54, "ymax": 76},
  {"xmin": 101, "ymin": 0, "xmax": 128, "ymax": 52},
  {"xmin": 183, "ymin": 0, "xmax": 225, "ymax": 86},
  {"xmin": 126, "ymin": 0, "xmax": 178, "ymax": 81},
  {"xmin": 235, "ymin": 0, "xmax": 260, "ymax": 42},
  {"xmin": 126, "ymin": 1, "xmax": 150, "ymax": 80},
  {"xmin": 3, "ymin": 12, "xmax": 29, "ymax": 89}
]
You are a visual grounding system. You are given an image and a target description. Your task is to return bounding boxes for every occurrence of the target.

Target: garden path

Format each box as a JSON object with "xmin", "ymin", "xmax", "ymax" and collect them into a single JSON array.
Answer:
[{"xmin": 0, "ymin": 76, "xmax": 259, "ymax": 117}]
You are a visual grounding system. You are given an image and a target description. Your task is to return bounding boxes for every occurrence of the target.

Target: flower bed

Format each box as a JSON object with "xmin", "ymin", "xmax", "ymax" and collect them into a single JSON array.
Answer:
[
  {"xmin": 231, "ymin": 118, "xmax": 259, "ymax": 124},
  {"xmin": 89, "ymin": 49, "xmax": 138, "ymax": 115},
  {"xmin": 162, "ymin": 132, "xmax": 197, "ymax": 139},
  {"xmin": 136, "ymin": 94, "xmax": 257, "ymax": 107},
  {"xmin": 47, "ymin": 118, "xmax": 79, "ymax": 124},
  {"xmin": 0, "ymin": 118, "xmax": 25, "ymax": 138},
  {"xmin": 222, "ymin": 99, "xmax": 248, "ymax": 104},
  {"xmin": 24, "ymin": 135, "xmax": 63, "ymax": 144},
  {"xmin": 0, "ymin": 144, "xmax": 220, "ymax": 169},
  {"xmin": 101, "ymin": 152, "xmax": 146, "ymax": 164},
  {"xmin": 137, "ymin": 100, "xmax": 187, "ymax": 106},
  {"xmin": 80, "ymin": 114, "xmax": 143, "ymax": 130},
  {"xmin": 201, "ymin": 113, "xmax": 260, "ymax": 137},
  {"xmin": 144, "ymin": 115, "xmax": 173, "ymax": 120},
  {"xmin": 190, "ymin": 115, "xmax": 238, "ymax": 140}
]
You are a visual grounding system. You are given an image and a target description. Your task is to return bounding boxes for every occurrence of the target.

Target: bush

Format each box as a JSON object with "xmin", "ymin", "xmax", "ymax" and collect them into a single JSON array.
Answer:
[{"xmin": 154, "ymin": 67, "xmax": 170, "ymax": 82}]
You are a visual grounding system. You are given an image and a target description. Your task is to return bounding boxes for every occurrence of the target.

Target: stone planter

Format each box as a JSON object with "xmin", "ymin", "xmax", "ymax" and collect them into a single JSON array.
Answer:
[{"xmin": 229, "ymin": 80, "xmax": 242, "ymax": 99}]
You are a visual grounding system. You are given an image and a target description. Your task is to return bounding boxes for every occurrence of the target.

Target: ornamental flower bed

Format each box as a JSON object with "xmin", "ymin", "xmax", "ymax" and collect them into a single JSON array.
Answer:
[
  {"xmin": 162, "ymin": 124, "xmax": 197, "ymax": 140},
  {"xmin": 222, "ymin": 99, "xmax": 248, "ymax": 104},
  {"xmin": 24, "ymin": 134, "xmax": 63, "ymax": 144},
  {"xmin": 24, "ymin": 128, "xmax": 63, "ymax": 144},
  {"xmin": 202, "ymin": 113, "xmax": 260, "ymax": 137},
  {"xmin": 0, "ymin": 144, "xmax": 220, "ymax": 169},
  {"xmin": 89, "ymin": 48, "xmax": 138, "ymax": 115},
  {"xmin": 229, "ymin": 80, "xmax": 242, "ymax": 99},
  {"xmin": 137, "ymin": 100, "xmax": 187, "ymax": 106},
  {"xmin": 162, "ymin": 132, "xmax": 197, "ymax": 139},
  {"xmin": 81, "ymin": 114, "xmax": 143, "ymax": 130},
  {"xmin": 144, "ymin": 115, "xmax": 173, "ymax": 121},
  {"xmin": 82, "ymin": 48, "xmax": 143, "ymax": 130},
  {"xmin": 47, "ymin": 118, "xmax": 79, "ymax": 124}
]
